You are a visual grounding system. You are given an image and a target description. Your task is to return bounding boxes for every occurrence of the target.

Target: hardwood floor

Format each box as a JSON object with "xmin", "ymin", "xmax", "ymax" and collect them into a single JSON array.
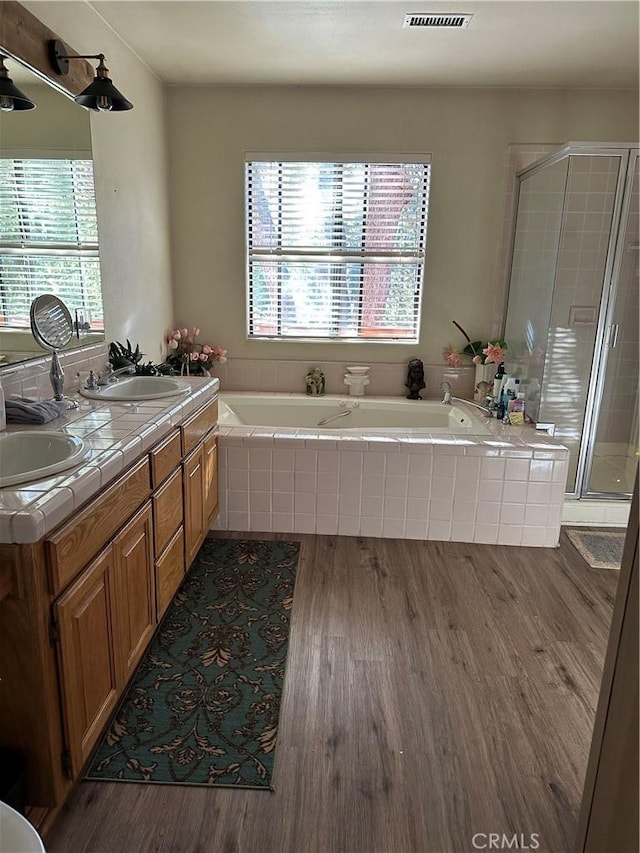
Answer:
[{"xmin": 46, "ymin": 530, "xmax": 618, "ymax": 853}]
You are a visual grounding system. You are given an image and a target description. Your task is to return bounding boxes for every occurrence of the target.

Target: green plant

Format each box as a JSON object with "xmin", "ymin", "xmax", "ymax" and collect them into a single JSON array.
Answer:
[{"xmin": 108, "ymin": 340, "xmax": 175, "ymax": 376}]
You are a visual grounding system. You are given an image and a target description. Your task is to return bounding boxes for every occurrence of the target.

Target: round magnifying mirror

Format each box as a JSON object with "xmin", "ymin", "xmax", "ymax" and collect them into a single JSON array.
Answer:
[
  {"xmin": 29, "ymin": 294, "xmax": 78, "ymax": 409},
  {"xmin": 30, "ymin": 294, "xmax": 74, "ymax": 351}
]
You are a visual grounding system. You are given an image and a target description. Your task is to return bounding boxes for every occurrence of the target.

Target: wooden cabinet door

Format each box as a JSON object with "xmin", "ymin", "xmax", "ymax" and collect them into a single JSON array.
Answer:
[
  {"xmin": 183, "ymin": 445, "xmax": 205, "ymax": 568},
  {"xmin": 113, "ymin": 502, "xmax": 156, "ymax": 682},
  {"xmin": 54, "ymin": 547, "xmax": 120, "ymax": 778},
  {"xmin": 203, "ymin": 433, "xmax": 218, "ymax": 525},
  {"xmin": 156, "ymin": 527, "xmax": 185, "ymax": 620}
]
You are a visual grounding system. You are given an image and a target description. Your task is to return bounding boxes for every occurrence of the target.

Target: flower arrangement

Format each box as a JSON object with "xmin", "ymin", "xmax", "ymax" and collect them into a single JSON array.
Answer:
[
  {"xmin": 165, "ymin": 327, "xmax": 227, "ymax": 376},
  {"xmin": 442, "ymin": 321, "xmax": 507, "ymax": 368}
]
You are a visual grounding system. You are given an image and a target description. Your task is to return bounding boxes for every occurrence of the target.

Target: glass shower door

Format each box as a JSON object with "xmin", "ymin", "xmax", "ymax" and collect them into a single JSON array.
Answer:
[
  {"xmin": 503, "ymin": 156, "xmax": 570, "ymax": 425},
  {"xmin": 585, "ymin": 152, "xmax": 639, "ymax": 496}
]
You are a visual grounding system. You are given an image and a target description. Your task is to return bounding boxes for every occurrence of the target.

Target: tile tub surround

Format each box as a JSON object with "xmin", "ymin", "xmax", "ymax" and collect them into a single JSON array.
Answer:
[
  {"xmin": 213, "ymin": 395, "xmax": 569, "ymax": 547},
  {"xmin": 211, "ymin": 358, "xmax": 475, "ymax": 399},
  {"xmin": 0, "ymin": 376, "xmax": 220, "ymax": 544}
]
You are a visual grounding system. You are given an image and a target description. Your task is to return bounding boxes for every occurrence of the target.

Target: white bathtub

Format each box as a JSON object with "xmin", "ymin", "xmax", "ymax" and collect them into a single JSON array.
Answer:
[
  {"xmin": 218, "ymin": 393, "xmax": 491, "ymax": 435},
  {"xmin": 214, "ymin": 391, "xmax": 568, "ymax": 547}
]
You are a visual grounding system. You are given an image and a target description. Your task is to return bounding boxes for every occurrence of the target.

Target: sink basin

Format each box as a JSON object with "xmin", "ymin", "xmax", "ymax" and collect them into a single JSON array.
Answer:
[
  {"xmin": 0, "ymin": 431, "xmax": 91, "ymax": 488},
  {"xmin": 79, "ymin": 376, "xmax": 191, "ymax": 401}
]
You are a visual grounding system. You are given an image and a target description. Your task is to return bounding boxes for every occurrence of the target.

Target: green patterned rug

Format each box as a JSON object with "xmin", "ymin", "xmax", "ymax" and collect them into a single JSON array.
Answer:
[{"xmin": 86, "ymin": 538, "xmax": 300, "ymax": 789}]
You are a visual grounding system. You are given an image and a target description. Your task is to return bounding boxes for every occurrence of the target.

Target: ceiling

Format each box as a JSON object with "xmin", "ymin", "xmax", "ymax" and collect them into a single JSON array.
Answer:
[{"xmin": 84, "ymin": 0, "xmax": 639, "ymax": 89}]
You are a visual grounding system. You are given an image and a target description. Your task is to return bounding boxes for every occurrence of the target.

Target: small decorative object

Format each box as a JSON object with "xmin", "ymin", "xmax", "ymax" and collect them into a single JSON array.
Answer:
[
  {"xmin": 344, "ymin": 365, "xmax": 370, "ymax": 396},
  {"xmin": 164, "ymin": 328, "xmax": 227, "ymax": 377},
  {"xmin": 443, "ymin": 321, "xmax": 508, "ymax": 401},
  {"xmin": 306, "ymin": 367, "xmax": 326, "ymax": 396},
  {"xmin": 405, "ymin": 358, "xmax": 426, "ymax": 400},
  {"xmin": 443, "ymin": 321, "xmax": 508, "ymax": 367}
]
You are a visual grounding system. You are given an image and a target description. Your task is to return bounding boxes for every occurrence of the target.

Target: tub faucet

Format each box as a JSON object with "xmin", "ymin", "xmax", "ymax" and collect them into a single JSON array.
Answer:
[
  {"xmin": 440, "ymin": 381, "xmax": 453, "ymax": 404},
  {"xmin": 440, "ymin": 382, "xmax": 493, "ymax": 416}
]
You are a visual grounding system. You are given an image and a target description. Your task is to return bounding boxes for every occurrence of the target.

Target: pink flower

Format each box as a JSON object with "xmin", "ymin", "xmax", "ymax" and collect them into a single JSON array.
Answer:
[
  {"xmin": 192, "ymin": 327, "xmax": 200, "ymax": 337},
  {"xmin": 172, "ymin": 330, "xmax": 181, "ymax": 340},
  {"xmin": 169, "ymin": 339, "xmax": 178, "ymax": 350},
  {"xmin": 482, "ymin": 343, "xmax": 507, "ymax": 365},
  {"xmin": 443, "ymin": 347, "xmax": 461, "ymax": 368},
  {"xmin": 189, "ymin": 351, "xmax": 199, "ymax": 361},
  {"xmin": 217, "ymin": 355, "xmax": 227, "ymax": 364},
  {"xmin": 199, "ymin": 353, "xmax": 208, "ymax": 361},
  {"xmin": 472, "ymin": 355, "xmax": 483, "ymax": 365},
  {"xmin": 202, "ymin": 345, "xmax": 212, "ymax": 355},
  {"xmin": 180, "ymin": 328, "xmax": 189, "ymax": 338}
]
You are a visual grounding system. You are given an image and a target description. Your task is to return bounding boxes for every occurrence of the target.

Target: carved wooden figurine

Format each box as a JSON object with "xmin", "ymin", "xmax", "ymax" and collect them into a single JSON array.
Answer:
[{"xmin": 405, "ymin": 358, "xmax": 426, "ymax": 400}]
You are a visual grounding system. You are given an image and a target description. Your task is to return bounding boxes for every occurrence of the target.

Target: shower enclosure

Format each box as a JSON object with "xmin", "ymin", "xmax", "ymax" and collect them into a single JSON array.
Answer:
[{"xmin": 504, "ymin": 143, "xmax": 638, "ymax": 500}]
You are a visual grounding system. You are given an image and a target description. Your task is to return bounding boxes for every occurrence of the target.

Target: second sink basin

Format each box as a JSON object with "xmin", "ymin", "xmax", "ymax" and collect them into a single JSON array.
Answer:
[
  {"xmin": 79, "ymin": 376, "xmax": 191, "ymax": 401},
  {"xmin": 0, "ymin": 431, "xmax": 91, "ymax": 488}
]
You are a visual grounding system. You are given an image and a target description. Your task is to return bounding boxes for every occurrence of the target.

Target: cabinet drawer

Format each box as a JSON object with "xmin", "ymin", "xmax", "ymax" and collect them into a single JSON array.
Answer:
[
  {"xmin": 181, "ymin": 397, "xmax": 218, "ymax": 456},
  {"xmin": 46, "ymin": 457, "xmax": 151, "ymax": 595},
  {"xmin": 149, "ymin": 429, "xmax": 181, "ymax": 488},
  {"xmin": 153, "ymin": 468, "xmax": 183, "ymax": 556},
  {"xmin": 156, "ymin": 526, "xmax": 185, "ymax": 619}
]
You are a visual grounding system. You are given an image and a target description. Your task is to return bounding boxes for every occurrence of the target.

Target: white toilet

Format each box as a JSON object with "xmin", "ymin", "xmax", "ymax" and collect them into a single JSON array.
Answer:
[{"xmin": 0, "ymin": 802, "xmax": 45, "ymax": 853}]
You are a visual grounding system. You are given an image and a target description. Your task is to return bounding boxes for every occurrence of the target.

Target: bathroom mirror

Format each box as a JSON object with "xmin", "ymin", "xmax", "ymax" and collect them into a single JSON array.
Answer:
[
  {"xmin": 30, "ymin": 294, "xmax": 74, "ymax": 351},
  {"xmin": 0, "ymin": 66, "xmax": 105, "ymax": 368}
]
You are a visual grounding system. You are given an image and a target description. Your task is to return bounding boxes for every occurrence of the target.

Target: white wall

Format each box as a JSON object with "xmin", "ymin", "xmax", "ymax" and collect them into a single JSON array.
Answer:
[
  {"xmin": 24, "ymin": 1, "xmax": 174, "ymax": 362},
  {"xmin": 166, "ymin": 85, "xmax": 638, "ymax": 364}
]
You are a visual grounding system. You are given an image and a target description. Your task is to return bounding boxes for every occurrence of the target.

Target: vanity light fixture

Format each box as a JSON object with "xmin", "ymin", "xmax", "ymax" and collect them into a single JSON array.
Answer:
[
  {"xmin": 48, "ymin": 40, "xmax": 133, "ymax": 111},
  {"xmin": 0, "ymin": 56, "xmax": 37, "ymax": 111}
]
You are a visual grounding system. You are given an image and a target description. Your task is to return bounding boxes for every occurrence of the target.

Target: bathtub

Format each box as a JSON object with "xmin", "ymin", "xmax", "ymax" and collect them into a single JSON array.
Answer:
[
  {"xmin": 218, "ymin": 393, "xmax": 491, "ymax": 435},
  {"xmin": 214, "ymin": 392, "xmax": 569, "ymax": 547}
]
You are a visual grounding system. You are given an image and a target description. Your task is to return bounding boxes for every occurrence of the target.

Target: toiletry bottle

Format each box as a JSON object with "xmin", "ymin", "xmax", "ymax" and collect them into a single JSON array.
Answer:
[
  {"xmin": 505, "ymin": 378, "xmax": 520, "ymax": 412},
  {"xmin": 492, "ymin": 363, "xmax": 505, "ymax": 403},
  {"xmin": 0, "ymin": 383, "xmax": 5, "ymax": 431}
]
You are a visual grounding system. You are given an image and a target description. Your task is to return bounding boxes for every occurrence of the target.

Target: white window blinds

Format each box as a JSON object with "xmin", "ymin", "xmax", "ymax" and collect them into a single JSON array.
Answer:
[
  {"xmin": 0, "ymin": 158, "xmax": 103, "ymax": 330},
  {"xmin": 245, "ymin": 157, "xmax": 431, "ymax": 341}
]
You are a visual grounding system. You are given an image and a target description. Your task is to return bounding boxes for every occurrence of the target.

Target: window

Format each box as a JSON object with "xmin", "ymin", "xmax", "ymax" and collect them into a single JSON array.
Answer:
[
  {"xmin": 0, "ymin": 158, "xmax": 103, "ymax": 330},
  {"xmin": 245, "ymin": 155, "xmax": 431, "ymax": 342}
]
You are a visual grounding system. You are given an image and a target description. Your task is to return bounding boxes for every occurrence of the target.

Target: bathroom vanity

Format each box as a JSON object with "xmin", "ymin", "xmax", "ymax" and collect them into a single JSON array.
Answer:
[{"xmin": 0, "ymin": 379, "xmax": 219, "ymax": 825}]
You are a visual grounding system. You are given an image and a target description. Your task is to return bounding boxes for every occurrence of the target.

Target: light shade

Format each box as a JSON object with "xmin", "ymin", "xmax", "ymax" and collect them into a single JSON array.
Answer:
[
  {"xmin": 74, "ymin": 74, "xmax": 133, "ymax": 112},
  {"xmin": 47, "ymin": 41, "xmax": 133, "ymax": 112},
  {"xmin": 0, "ymin": 57, "xmax": 36, "ymax": 111}
]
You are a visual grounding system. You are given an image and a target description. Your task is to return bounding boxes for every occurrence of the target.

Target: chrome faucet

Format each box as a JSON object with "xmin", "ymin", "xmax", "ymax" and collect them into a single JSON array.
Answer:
[
  {"xmin": 440, "ymin": 381, "xmax": 493, "ymax": 416},
  {"xmin": 97, "ymin": 364, "xmax": 136, "ymax": 385},
  {"xmin": 83, "ymin": 364, "xmax": 135, "ymax": 390}
]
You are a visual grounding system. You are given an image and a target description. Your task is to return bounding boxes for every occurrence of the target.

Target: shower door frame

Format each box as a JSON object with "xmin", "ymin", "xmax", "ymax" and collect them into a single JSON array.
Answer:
[
  {"xmin": 507, "ymin": 143, "xmax": 636, "ymax": 500},
  {"xmin": 581, "ymin": 148, "xmax": 638, "ymax": 500}
]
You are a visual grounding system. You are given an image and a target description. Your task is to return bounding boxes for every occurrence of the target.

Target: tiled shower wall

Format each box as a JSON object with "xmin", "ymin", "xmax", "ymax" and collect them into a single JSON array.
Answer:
[
  {"xmin": 596, "ymin": 157, "xmax": 639, "ymax": 448},
  {"xmin": 539, "ymin": 154, "xmax": 622, "ymax": 491}
]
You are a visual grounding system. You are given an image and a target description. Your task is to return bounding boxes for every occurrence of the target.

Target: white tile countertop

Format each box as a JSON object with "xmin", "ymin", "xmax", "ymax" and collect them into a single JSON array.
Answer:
[{"xmin": 0, "ymin": 376, "xmax": 219, "ymax": 544}]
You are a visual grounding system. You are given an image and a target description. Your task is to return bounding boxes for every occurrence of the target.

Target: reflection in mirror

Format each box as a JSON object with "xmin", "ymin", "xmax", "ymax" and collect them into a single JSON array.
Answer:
[
  {"xmin": 0, "ymin": 75, "xmax": 104, "ymax": 368},
  {"xmin": 30, "ymin": 293, "xmax": 73, "ymax": 350}
]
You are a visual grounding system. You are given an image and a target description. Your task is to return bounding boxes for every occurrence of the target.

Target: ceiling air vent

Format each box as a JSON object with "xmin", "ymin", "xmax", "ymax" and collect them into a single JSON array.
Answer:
[{"xmin": 403, "ymin": 13, "xmax": 473, "ymax": 28}]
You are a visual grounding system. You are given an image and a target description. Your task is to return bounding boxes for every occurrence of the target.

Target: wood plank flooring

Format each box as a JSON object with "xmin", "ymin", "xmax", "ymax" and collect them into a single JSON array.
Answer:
[{"xmin": 45, "ymin": 530, "xmax": 618, "ymax": 853}]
